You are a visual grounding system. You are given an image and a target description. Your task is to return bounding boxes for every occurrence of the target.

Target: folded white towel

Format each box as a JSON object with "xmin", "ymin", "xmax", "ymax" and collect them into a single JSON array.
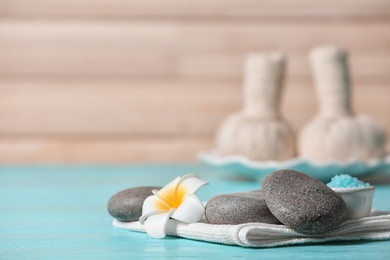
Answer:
[{"xmin": 113, "ymin": 211, "xmax": 390, "ymax": 248}]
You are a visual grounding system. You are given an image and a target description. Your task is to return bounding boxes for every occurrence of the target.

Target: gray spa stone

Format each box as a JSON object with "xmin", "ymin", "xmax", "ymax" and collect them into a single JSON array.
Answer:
[
  {"xmin": 262, "ymin": 169, "xmax": 347, "ymax": 234},
  {"xmin": 107, "ymin": 186, "xmax": 161, "ymax": 222},
  {"xmin": 205, "ymin": 191, "xmax": 282, "ymax": 225}
]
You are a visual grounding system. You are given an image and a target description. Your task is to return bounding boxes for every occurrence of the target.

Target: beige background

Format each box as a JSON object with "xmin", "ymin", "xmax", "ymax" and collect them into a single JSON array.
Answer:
[{"xmin": 0, "ymin": 0, "xmax": 389, "ymax": 163}]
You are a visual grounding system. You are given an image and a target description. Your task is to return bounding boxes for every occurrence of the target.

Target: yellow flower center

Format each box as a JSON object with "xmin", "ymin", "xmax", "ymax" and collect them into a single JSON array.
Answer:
[{"xmin": 153, "ymin": 184, "xmax": 188, "ymax": 210}]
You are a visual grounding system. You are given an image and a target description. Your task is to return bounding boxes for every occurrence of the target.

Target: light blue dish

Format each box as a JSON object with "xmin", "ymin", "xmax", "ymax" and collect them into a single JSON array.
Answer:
[{"xmin": 199, "ymin": 151, "xmax": 390, "ymax": 182}]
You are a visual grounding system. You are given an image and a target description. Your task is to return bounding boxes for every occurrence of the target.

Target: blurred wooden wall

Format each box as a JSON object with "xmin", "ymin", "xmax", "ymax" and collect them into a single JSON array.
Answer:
[{"xmin": 0, "ymin": 0, "xmax": 389, "ymax": 163}]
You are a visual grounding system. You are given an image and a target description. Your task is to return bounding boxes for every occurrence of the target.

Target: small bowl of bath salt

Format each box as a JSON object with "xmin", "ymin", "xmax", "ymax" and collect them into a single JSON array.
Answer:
[{"xmin": 328, "ymin": 174, "xmax": 375, "ymax": 220}]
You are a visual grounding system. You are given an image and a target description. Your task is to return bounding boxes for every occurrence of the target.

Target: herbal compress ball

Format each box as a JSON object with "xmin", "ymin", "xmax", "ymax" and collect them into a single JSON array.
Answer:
[
  {"xmin": 299, "ymin": 46, "xmax": 387, "ymax": 162},
  {"xmin": 216, "ymin": 52, "xmax": 295, "ymax": 161}
]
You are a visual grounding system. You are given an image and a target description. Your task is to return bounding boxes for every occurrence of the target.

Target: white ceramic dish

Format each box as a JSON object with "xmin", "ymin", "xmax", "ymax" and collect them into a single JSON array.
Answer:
[
  {"xmin": 332, "ymin": 186, "xmax": 375, "ymax": 219},
  {"xmin": 199, "ymin": 151, "xmax": 390, "ymax": 182}
]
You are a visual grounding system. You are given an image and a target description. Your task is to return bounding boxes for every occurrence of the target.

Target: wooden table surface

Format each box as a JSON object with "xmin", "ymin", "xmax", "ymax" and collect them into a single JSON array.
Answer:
[{"xmin": 1, "ymin": 164, "xmax": 390, "ymax": 259}]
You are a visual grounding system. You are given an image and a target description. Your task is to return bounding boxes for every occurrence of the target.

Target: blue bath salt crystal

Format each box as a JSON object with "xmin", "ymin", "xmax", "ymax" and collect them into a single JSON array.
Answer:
[{"xmin": 327, "ymin": 174, "xmax": 370, "ymax": 188}]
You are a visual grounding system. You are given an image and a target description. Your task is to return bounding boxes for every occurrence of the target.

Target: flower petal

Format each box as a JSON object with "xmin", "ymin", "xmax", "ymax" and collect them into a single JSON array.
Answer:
[
  {"xmin": 155, "ymin": 176, "xmax": 181, "ymax": 198},
  {"xmin": 171, "ymin": 193, "xmax": 205, "ymax": 223},
  {"xmin": 139, "ymin": 209, "xmax": 164, "ymax": 225},
  {"xmin": 141, "ymin": 194, "xmax": 170, "ymax": 217},
  {"xmin": 176, "ymin": 174, "xmax": 208, "ymax": 195},
  {"xmin": 143, "ymin": 208, "xmax": 175, "ymax": 239}
]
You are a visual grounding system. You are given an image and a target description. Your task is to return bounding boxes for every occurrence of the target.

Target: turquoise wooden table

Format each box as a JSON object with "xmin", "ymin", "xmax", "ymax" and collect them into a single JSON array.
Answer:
[{"xmin": 1, "ymin": 164, "xmax": 390, "ymax": 259}]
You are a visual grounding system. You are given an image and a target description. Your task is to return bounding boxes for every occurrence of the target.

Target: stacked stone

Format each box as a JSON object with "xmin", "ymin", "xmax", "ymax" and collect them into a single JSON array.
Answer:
[{"xmin": 108, "ymin": 170, "xmax": 347, "ymax": 234}]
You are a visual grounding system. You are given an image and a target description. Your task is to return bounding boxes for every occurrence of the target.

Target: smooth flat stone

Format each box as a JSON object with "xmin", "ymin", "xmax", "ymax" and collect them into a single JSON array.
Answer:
[
  {"xmin": 205, "ymin": 191, "xmax": 281, "ymax": 225},
  {"xmin": 107, "ymin": 186, "xmax": 161, "ymax": 221},
  {"xmin": 262, "ymin": 169, "xmax": 347, "ymax": 234}
]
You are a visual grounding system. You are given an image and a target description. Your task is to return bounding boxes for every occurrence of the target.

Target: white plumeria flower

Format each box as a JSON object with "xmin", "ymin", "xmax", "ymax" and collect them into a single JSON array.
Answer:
[{"xmin": 139, "ymin": 174, "xmax": 208, "ymax": 239}]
